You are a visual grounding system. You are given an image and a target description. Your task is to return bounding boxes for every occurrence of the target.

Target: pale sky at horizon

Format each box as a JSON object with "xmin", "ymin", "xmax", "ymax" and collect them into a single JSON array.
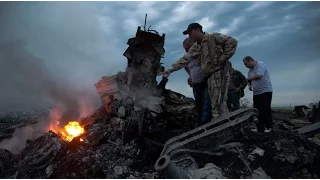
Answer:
[{"xmin": 0, "ymin": 1, "xmax": 319, "ymax": 111}]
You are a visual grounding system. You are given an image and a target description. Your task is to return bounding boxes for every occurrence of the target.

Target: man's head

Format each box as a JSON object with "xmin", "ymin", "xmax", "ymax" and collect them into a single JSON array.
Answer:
[
  {"xmin": 183, "ymin": 37, "xmax": 194, "ymax": 52},
  {"xmin": 182, "ymin": 23, "xmax": 204, "ymax": 42},
  {"xmin": 243, "ymin": 56, "xmax": 255, "ymax": 69}
]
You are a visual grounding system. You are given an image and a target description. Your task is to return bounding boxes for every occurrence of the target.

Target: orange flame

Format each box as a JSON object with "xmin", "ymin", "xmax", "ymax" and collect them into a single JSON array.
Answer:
[
  {"xmin": 60, "ymin": 121, "xmax": 85, "ymax": 142},
  {"xmin": 48, "ymin": 105, "xmax": 89, "ymax": 142}
]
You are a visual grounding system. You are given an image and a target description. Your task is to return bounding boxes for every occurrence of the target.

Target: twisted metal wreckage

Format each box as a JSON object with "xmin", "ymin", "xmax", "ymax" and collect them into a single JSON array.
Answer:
[
  {"xmin": 97, "ymin": 16, "xmax": 319, "ymax": 178},
  {"xmin": 1, "ymin": 15, "xmax": 320, "ymax": 179},
  {"xmin": 94, "ymin": 17, "xmax": 262, "ymax": 179},
  {"xmin": 154, "ymin": 108, "xmax": 259, "ymax": 178}
]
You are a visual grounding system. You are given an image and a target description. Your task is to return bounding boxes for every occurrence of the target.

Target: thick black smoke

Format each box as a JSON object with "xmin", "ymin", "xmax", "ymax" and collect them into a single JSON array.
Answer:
[
  {"xmin": 0, "ymin": 1, "xmax": 125, "ymax": 153},
  {"xmin": 0, "ymin": 1, "xmax": 125, "ymax": 113}
]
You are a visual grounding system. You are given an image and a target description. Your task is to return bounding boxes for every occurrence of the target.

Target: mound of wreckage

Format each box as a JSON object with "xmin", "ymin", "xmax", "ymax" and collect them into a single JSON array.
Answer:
[{"xmin": 1, "ymin": 22, "xmax": 320, "ymax": 179}]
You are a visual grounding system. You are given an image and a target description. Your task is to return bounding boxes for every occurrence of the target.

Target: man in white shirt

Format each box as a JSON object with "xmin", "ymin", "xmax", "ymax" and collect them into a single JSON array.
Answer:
[{"xmin": 243, "ymin": 56, "xmax": 273, "ymax": 133}]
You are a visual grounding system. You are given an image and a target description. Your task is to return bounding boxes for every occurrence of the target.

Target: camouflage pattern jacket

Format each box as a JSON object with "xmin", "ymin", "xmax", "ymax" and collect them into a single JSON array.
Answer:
[
  {"xmin": 230, "ymin": 69, "xmax": 247, "ymax": 98},
  {"xmin": 169, "ymin": 32, "xmax": 238, "ymax": 76}
]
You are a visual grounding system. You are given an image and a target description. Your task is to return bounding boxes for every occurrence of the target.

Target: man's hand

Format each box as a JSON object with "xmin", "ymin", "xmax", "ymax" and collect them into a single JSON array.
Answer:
[
  {"xmin": 187, "ymin": 77, "xmax": 193, "ymax": 87},
  {"xmin": 234, "ymin": 87, "xmax": 241, "ymax": 92},
  {"xmin": 247, "ymin": 82, "xmax": 253, "ymax": 91},
  {"xmin": 158, "ymin": 69, "xmax": 171, "ymax": 78}
]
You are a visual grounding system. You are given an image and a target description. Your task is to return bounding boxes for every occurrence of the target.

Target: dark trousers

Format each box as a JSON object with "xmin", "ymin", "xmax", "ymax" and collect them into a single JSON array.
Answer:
[
  {"xmin": 253, "ymin": 92, "xmax": 273, "ymax": 132},
  {"xmin": 227, "ymin": 90, "xmax": 240, "ymax": 112},
  {"xmin": 193, "ymin": 81, "xmax": 212, "ymax": 126}
]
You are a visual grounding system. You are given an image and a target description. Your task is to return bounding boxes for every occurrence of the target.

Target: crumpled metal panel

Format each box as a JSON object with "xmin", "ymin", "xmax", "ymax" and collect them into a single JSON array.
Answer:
[
  {"xmin": 154, "ymin": 108, "xmax": 259, "ymax": 178},
  {"xmin": 122, "ymin": 26, "xmax": 165, "ymax": 91}
]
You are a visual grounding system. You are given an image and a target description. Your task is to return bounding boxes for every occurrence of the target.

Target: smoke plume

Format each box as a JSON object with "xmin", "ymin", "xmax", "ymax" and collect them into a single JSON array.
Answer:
[
  {"xmin": 0, "ymin": 1, "xmax": 125, "ymax": 153},
  {"xmin": 0, "ymin": 1, "xmax": 128, "ymax": 112}
]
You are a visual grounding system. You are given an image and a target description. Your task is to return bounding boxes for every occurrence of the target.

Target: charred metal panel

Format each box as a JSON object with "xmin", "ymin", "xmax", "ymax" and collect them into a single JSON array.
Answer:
[
  {"xmin": 154, "ymin": 108, "xmax": 259, "ymax": 178},
  {"xmin": 123, "ymin": 26, "xmax": 165, "ymax": 91},
  {"xmin": 95, "ymin": 23, "xmax": 166, "ymax": 104},
  {"xmin": 297, "ymin": 121, "xmax": 320, "ymax": 137}
]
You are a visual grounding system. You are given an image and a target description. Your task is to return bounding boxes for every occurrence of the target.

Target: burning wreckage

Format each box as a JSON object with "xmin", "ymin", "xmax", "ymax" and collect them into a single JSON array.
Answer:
[{"xmin": 1, "ymin": 22, "xmax": 320, "ymax": 179}]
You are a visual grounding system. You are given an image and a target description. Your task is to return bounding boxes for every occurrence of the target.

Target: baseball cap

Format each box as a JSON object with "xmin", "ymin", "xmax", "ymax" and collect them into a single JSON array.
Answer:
[{"xmin": 182, "ymin": 23, "xmax": 202, "ymax": 35}]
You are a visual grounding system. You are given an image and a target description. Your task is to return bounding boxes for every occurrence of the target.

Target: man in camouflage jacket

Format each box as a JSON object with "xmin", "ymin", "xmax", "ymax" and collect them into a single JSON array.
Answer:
[
  {"xmin": 227, "ymin": 63, "xmax": 247, "ymax": 112},
  {"xmin": 161, "ymin": 23, "xmax": 238, "ymax": 120}
]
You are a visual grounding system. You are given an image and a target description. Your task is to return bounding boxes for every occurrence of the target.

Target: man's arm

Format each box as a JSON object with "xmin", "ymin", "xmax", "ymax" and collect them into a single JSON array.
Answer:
[
  {"xmin": 247, "ymin": 63, "xmax": 266, "ymax": 81},
  {"xmin": 234, "ymin": 70, "xmax": 247, "ymax": 92},
  {"xmin": 247, "ymin": 71, "xmax": 253, "ymax": 91},
  {"xmin": 238, "ymin": 71, "xmax": 248, "ymax": 89},
  {"xmin": 213, "ymin": 33, "xmax": 238, "ymax": 65},
  {"xmin": 168, "ymin": 43, "xmax": 201, "ymax": 73},
  {"xmin": 247, "ymin": 75, "xmax": 263, "ymax": 81}
]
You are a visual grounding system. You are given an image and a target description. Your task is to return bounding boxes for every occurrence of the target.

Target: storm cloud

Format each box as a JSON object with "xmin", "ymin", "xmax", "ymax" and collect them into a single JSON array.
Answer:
[{"xmin": 0, "ymin": 1, "xmax": 319, "ymax": 111}]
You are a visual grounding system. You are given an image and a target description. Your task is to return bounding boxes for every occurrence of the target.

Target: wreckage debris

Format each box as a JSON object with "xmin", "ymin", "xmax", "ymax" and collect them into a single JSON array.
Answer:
[
  {"xmin": 95, "ymin": 21, "xmax": 166, "ymax": 107},
  {"xmin": 154, "ymin": 108, "xmax": 259, "ymax": 178},
  {"xmin": 1, "ymin": 96, "xmax": 320, "ymax": 179},
  {"xmin": 291, "ymin": 101, "xmax": 320, "ymax": 123},
  {"xmin": 292, "ymin": 105, "xmax": 310, "ymax": 117},
  {"xmin": 0, "ymin": 148, "xmax": 13, "ymax": 176},
  {"xmin": 311, "ymin": 101, "xmax": 320, "ymax": 123},
  {"xmin": 297, "ymin": 121, "xmax": 320, "ymax": 137},
  {"xmin": 153, "ymin": 106, "xmax": 320, "ymax": 179}
]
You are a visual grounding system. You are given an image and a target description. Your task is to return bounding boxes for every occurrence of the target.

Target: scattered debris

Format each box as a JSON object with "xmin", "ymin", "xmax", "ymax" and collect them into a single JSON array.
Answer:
[
  {"xmin": 194, "ymin": 163, "xmax": 226, "ymax": 179},
  {"xmin": 297, "ymin": 121, "xmax": 320, "ymax": 137},
  {"xmin": 251, "ymin": 147, "xmax": 265, "ymax": 156},
  {"xmin": 308, "ymin": 134, "xmax": 320, "ymax": 146},
  {"xmin": 113, "ymin": 166, "xmax": 127, "ymax": 176},
  {"xmin": 292, "ymin": 105, "xmax": 310, "ymax": 117},
  {"xmin": 1, "ymin": 97, "xmax": 320, "ymax": 179},
  {"xmin": 248, "ymin": 167, "xmax": 270, "ymax": 179},
  {"xmin": 311, "ymin": 101, "xmax": 320, "ymax": 123}
]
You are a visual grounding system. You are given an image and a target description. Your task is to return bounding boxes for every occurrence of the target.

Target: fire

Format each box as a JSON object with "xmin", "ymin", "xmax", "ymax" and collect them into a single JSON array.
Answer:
[
  {"xmin": 60, "ymin": 121, "xmax": 85, "ymax": 142},
  {"xmin": 48, "ymin": 106, "xmax": 89, "ymax": 142}
]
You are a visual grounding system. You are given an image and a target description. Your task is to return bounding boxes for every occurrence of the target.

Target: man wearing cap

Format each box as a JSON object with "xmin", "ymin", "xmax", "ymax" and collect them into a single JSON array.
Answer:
[{"xmin": 161, "ymin": 23, "xmax": 238, "ymax": 120}]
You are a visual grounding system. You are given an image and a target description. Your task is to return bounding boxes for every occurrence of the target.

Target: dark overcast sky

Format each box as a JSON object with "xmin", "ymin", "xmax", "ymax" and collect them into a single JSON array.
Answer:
[{"xmin": 0, "ymin": 1, "xmax": 319, "ymax": 111}]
